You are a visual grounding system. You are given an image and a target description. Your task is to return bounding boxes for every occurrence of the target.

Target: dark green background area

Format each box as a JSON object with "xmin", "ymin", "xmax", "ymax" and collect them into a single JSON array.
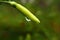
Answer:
[{"xmin": 0, "ymin": 0, "xmax": 60, "ymax": 40}]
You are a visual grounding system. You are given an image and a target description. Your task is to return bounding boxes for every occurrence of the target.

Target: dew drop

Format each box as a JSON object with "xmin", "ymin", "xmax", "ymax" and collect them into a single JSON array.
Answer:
[{"xmin": 25, "ymin": 17, "xmax": 31, "ymax": 22}]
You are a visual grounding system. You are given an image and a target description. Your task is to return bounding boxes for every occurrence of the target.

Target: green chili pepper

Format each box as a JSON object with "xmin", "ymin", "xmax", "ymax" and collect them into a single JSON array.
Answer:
[{"xmin": 0, "ymin": 1, "xmax": 40, "ymax": 23}]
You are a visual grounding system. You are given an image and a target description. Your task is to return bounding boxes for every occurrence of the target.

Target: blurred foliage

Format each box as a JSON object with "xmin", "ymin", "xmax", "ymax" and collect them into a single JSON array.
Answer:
[{"xmin": 0, "ymin": 0, "xmax": 60, "ymax": 40}]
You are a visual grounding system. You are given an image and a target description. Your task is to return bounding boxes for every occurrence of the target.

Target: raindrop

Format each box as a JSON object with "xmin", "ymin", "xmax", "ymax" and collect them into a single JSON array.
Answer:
[{"xmin": 25, "ymin": 17, "xmax": 31, "ymax": 22}]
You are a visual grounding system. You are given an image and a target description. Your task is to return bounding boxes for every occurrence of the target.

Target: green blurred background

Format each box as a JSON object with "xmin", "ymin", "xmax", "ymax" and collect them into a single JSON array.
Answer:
[{"xmin": 0, "ymin": 0, "xmax": 60, "ymax": 40}]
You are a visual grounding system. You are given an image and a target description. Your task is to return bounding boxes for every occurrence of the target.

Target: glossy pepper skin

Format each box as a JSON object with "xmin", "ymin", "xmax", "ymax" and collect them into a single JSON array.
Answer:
[{"xmin": 0, "ymin": 1, "xmax": 40, "ymax": 23}]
